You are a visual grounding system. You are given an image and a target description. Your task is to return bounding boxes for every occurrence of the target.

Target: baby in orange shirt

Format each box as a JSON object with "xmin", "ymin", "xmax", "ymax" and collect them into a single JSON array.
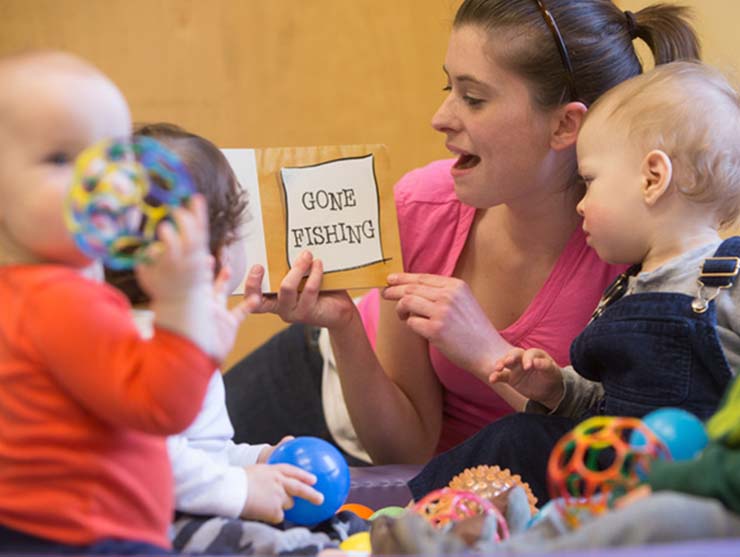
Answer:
[{"xmin": 0, "ymin": 50, "xmax": 251, "ymax": 554}]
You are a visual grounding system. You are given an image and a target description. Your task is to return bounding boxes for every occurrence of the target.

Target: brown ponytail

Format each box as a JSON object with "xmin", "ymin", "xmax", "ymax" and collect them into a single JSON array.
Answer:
[{"xmin": 627, "ymin": 4, "xmax": 700, "ymax": 64}]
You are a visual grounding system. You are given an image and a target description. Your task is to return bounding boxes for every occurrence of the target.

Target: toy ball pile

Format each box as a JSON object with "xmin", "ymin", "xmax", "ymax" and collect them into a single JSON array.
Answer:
[
  {"xmin": 413, "ymin": 487, "xmax": 510, "ymax": 541},
  {"xmin": 448, "ymin": 464, "xmax": 539, "ymax": 515},
  {"xmin": 64, "ymin": 136, "xmax": 194, "ymax": 269},
  {"xmin": 547, "ymin": 416, "xmax": 671, "ymax": 528}
]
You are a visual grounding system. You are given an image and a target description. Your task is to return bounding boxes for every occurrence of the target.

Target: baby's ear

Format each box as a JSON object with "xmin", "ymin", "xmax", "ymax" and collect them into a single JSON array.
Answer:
[
  {"xmin": 218, "ymin": 243, "xmax": 248, "ymax": 295},
  {"xmin": 641, "ymin": 149, "xmax": 673, "ymax": 206}
]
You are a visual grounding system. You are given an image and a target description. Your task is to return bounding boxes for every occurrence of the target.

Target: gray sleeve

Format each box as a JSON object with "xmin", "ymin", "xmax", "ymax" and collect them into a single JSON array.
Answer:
[
  {"xmin": 525, "ymin": 366, "xmax": 604, "ymax": 418},
  {"xmin": 715, "ymin": 282, "xmax": 740, "ymax": 379}
]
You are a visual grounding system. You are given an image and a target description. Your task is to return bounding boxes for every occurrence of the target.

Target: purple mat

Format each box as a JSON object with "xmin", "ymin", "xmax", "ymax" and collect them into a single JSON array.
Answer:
[
  {"xmin": 517, "ymin": 538, "xmax": 740, "ymax": 557},
  {"xmin": 364, "ymin": 538, "xmax": 740, "ymax": 557},
  {"xmin": 346, "ymin": 464, "xmax": 421, "ymax": 508}
]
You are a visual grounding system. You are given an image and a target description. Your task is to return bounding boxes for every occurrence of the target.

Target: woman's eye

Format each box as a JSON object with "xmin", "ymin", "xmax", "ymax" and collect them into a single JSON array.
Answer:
[
  {"xmin": 441, "ymin": 83, "xmax": 484, "ymax": 107},
  {"xmin": 46, "ymin": 152, "xmax": 71, "ymax": 165},
  {"xmin": 462, "ymin": 95, "xmax": 484, "ymax": 107}
]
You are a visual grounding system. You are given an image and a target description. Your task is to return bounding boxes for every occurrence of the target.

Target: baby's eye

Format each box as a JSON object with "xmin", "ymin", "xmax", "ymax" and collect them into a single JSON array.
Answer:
[
  {"xmin": 578, "ymin": 174, "xmax": 593, "ymax": 187},
  {"xmin": 46, "ymin": 152, "xmax": 71, "ymax": 165}
]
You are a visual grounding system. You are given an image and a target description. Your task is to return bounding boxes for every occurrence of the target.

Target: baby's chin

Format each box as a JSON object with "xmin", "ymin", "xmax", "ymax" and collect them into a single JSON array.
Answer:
[{"xmin": 595, "ymin": 249, "xmax": 635, "ymax": 267}]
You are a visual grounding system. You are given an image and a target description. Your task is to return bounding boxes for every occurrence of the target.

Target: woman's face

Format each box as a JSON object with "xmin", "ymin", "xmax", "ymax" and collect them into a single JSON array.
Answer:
[{"xmin": 432, "ymin": 25, "xmax": 557, "ymax": 209}]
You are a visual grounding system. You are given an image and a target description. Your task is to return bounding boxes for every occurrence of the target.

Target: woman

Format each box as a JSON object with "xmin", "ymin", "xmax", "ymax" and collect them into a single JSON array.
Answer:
[{"xmin": 227, "ymin": 0, "xmax": 700, "ymax": 479}]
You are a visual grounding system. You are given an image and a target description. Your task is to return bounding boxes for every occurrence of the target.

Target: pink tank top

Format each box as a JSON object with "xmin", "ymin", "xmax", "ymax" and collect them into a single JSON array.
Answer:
[{"xmin": 358, "ymin": 160, "xmax": 624, "ymax": 453}]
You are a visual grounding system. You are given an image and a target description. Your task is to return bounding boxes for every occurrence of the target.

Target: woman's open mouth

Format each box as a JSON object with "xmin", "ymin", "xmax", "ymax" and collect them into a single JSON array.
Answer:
[{"xmin": 453, "ymin": 153, "xmax": 480, "ymax": 169}]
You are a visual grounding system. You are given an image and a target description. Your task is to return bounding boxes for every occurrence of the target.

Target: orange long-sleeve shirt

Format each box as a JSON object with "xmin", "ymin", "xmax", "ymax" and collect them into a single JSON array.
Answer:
[{"xmin": 0, "ymin": 265, "xmax": 216, "ymax": 548}]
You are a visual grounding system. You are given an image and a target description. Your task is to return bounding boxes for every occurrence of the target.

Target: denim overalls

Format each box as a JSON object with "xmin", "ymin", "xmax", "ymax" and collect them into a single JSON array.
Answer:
[{"xmin": 572, "ymin": 237, "xmax": 740, "ymax": 421}]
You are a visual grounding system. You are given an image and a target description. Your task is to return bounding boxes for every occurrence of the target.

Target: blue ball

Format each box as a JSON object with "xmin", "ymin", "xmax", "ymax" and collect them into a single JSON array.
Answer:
[
  {"xmin": 631, "ymin": 408, "xmax": 708, "ymax": 461},
  {"xmin": 267, "ymin": 437, "xmax": 350, "ymax": 526}
]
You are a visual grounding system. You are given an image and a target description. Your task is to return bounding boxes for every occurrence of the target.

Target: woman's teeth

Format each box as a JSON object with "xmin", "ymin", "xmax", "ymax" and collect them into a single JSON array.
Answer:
[{"xmin": 454, "ymin": 154, "xmax": 480, "ymax": 169}]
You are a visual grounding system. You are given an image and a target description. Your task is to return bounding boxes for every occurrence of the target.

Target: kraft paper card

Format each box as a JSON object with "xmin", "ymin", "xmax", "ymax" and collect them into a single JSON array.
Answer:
[{"xmin": 223, "ymin": 145, "xmax": 402, "ymax": 293}]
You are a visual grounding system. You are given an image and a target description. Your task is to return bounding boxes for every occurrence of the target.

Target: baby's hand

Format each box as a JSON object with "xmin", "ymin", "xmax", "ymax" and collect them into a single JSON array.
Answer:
[
  {"xmin": 489, "ymin": 348, "xmax": 564, "ymax": 410},
  {"xmin": 136, "ymin": 195, "xmax": 213, "ymax": 302},
  {"xmin": 257, "ymin": 436, "xmax": 295, "ymax": 464},
  {"xmin": 241, "ymin": 463, "xmax": 323, "ymax": 524},
  {"xmin": 208, "ymin": 264, "xmax": 261, "ymax": 362},
  {"xmin": 136, "ymin": 196, "xmax": 249, "ymax": 359}
]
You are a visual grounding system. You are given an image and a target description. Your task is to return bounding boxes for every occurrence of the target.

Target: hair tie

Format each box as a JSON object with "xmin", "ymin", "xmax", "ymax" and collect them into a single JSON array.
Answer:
[{"xmin": 624, "ymin": 10, "xmax": 638, "ymax": 40}]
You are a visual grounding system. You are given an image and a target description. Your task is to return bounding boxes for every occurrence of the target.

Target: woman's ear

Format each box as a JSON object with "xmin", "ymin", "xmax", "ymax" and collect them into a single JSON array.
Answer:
[
  {"xmin": 551, "ymin": 101, "xmax": 588, "ymax": 151},
  {"xmin": 642, "ymin": 149, "xmax": 673, "ymax": 206}
]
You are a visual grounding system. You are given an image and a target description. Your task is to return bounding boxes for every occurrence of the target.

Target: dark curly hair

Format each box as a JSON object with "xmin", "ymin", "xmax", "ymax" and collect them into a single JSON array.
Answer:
[{"xmin": 105, "ymin": 122, "xmax": 248, "ymax": 305}]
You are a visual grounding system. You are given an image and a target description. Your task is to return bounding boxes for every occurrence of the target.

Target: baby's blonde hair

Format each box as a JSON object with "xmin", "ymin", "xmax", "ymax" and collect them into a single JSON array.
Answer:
[{"xmin": 587, "ymin": 61, "xmax": 740, "ymax": 227}]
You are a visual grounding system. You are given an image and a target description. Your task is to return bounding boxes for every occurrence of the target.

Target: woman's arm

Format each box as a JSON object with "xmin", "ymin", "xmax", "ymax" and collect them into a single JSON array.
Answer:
[
  {"xmin": 382, "ymin": 272, "xmax": 526, "ymax": 410},
  {"xmin": 245, "ymin": 255, "xmax": 443, "ymax": 464},
  {"xmin": 330, "ymin": 294, "xmax": 443, "ymax": 464}
]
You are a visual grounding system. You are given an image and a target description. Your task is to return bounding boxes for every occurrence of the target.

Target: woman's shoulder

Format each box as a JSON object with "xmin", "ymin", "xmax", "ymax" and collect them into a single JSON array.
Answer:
[
  {"xmin": 392, "ymin": 160, "xmax": 475, "ymax": 276},
  {"xmin": 394, "ymin": 159, "xmax": 459, "ymax": 206}
]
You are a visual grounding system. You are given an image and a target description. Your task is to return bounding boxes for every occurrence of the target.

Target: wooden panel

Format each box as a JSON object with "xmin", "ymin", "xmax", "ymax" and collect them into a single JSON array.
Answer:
[
  {"xmin": 9, "ymin": 1, "xmax": 737, "ymax": 367},
  {"xmin": 0, "ymin": 0, "xmax": 458, "ymax": 368},
  {"xmin": 0, "ymin": 0, "xmax": 455, "ymax": 183}
]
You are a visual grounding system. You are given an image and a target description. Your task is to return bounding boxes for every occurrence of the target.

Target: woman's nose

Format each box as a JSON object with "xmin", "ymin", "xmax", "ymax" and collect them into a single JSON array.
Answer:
[{"xmin": 431, "ymin": 95, "xmax": 458, "ymax": 134}]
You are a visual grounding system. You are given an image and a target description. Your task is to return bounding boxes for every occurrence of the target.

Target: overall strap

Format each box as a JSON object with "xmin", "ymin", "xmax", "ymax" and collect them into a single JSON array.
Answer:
[
  {"xmin": 692, "ymin": 236, "xmax": 740, "ymax": 313},
  {"xmin": 698, "ymin": 236, "xmax": 740, "ymax": 288},
  {"xmin": 589, "ymin": 264, "xmax": 641, "ymax": 321}
]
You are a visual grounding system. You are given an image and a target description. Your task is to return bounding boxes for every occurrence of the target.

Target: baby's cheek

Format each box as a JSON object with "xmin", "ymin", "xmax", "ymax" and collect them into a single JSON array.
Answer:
[{"xmin": 582, "ymin": 202, "xmax": 608, "ymax": 227}]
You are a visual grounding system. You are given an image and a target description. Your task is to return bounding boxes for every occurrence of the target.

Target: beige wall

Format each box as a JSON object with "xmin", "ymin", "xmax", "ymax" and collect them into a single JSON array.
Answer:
[
  {"xmin": 0, "ymin": 0, "xmax": 461, "ymax": 367},
  {"xmin": 0, "ymin": 0, "xmax": 458, "ymax": 184},
  {"xmin": 3, "ymin": 1, "xmax": 739, "ymax": 367}
]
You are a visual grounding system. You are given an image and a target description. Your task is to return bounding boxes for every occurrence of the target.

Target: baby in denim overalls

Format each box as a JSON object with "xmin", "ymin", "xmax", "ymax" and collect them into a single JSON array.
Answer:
[
  {"xmin": 491, "ymin": 61, "xmax": 740, "ymax": 421},
  {"xmin": 408, "ymin": 61, "xmax": 740, "ymax": 508}
]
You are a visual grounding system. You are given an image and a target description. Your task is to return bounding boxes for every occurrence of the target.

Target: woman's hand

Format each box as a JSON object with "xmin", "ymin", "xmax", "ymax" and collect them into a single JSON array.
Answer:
[
  {"xmin": 244, "ymin": 251, "xmax": 355, "ymax": 330},
  {"xmin": 490, "ymin": 348, "xmax": 564, "ymax": 410},
  {"xmin": 382, "ymin": 272, "xmax": 511, "ymax": 379}
]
